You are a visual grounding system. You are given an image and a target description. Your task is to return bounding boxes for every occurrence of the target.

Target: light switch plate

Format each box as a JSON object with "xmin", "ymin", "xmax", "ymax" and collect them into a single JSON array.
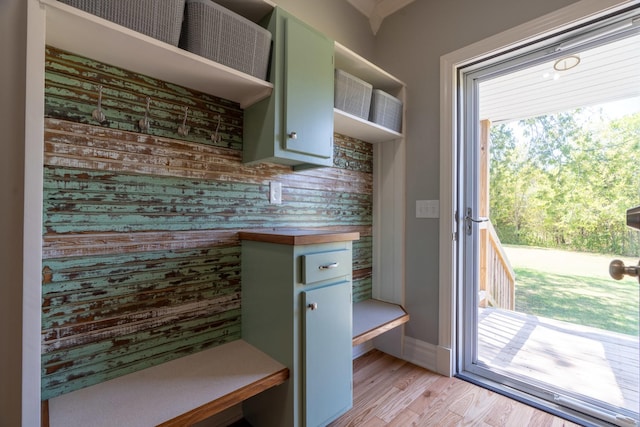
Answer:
[
  {"xmin": 270, "ymin": 181, "xmax": 282, "ymax": 204},
  {"xmin": 416, "ymin": 200, "xmax": 439, "ymax": 218}
]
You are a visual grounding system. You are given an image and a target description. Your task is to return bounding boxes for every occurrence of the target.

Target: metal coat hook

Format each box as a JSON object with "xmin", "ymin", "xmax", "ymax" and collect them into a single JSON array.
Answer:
[
  {"xmin": 211, "ymin": 114, "xmax": 221, "ymax": 143},
  {"xmin": 138, "ymin": 97, "xmax": 151, "ymax": 132},
  {"xmin": 178, "ymin": 106, "xmax": 190, "ymax": 137},
  {"xmin": 92, "ymin": 84, "xmax": 106, "ymax": 124}
]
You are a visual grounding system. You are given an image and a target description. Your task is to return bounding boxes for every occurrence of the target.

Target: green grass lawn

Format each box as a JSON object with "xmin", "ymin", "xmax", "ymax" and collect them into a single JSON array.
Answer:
[{"xmin": 514, "ymin": 267, "xmax": 640, "ymax": 336}]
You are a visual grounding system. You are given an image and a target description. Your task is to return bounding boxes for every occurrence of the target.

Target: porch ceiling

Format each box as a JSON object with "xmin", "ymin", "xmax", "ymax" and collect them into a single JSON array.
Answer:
[{"xmin": 479, "ymin": 31, "xmax": 640, "ymax": 124}]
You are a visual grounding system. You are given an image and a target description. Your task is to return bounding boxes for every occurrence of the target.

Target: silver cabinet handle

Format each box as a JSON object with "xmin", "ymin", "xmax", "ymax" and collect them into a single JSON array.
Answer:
[
  {"xmin": 319, "ymin": 262, "xmax": 339, "ymax": 270},
  {"xmin": 308, "ymin": 302, "xmax": 318, "ymax": 310},
  {"xmin": 288, "ymin": 131, "xmax": 298, "ymax": 139}
]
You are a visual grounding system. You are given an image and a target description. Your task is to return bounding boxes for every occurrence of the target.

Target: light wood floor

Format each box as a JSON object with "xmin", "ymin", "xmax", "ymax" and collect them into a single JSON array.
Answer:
[{"xmin": 328, "ymin": 349, "xmax": 581, "ymax": 427}]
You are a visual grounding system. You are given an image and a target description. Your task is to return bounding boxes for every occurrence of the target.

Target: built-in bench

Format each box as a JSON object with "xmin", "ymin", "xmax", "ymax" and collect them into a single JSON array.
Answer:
[
  {"xmin": 41, "ymin": 302, "xmax": 405, "ymax": 426},
  {"xmin": 42, "ymin": 340, "xmax": 289, "ymax": 427},
  {"xmin": 352, "ymin": 299, "xmax": 409, "ymax": 346}
]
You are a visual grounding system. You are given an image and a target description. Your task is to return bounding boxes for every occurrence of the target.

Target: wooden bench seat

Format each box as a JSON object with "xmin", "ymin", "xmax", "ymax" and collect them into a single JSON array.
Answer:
[
  {"xmin": 43, "ymin": 339, "xmax": 289, "ymax": 427},
  {"xmin": 352, "ymin": 299, "xmax": 409, "ymax": 346}
]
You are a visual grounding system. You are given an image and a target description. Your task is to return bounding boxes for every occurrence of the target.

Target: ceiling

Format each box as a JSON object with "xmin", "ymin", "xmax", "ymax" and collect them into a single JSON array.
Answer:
[
  {"xmin": 480, "ymin": 30, "xmax": 640, "ymax": 123},
  {"xmin": 346, "ymin": 2, "xmax": 639, "ymax": 123},
  {"xmin": 347, "ymin": 0, "xmax": 414, "ymax": 34}
]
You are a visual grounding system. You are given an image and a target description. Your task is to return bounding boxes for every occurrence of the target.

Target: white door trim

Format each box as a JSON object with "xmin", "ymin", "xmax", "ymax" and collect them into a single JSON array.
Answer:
[{"xmin": 437, "ymin": 0, "xmax": 637, "ymax": 377}]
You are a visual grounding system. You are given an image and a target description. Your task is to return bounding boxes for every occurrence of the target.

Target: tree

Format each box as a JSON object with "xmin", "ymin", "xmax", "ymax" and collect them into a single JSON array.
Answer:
[{"xmin": 489, "ymin": 109, "xmax": 639, "ymax": 256}]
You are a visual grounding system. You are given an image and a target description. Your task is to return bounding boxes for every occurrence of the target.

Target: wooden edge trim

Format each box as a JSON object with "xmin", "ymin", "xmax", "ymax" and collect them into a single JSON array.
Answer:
[
  {"xmin": 352, "ymin": 311, "xmax": 410, "ymax": 347},
  {"xmin": 42, "ymin": 400, "xmax": 50, "ymax": 427},
  {"xmin": 238, "ymin": 231, "xmax": 360, "ymax": 245},
  {"xmin": 157, "ymin": 367, "xmax": 290, "ymax": 427}
]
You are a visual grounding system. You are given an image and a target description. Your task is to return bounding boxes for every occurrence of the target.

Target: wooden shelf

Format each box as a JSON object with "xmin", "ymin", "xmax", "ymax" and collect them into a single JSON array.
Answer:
[
  {"xmin": 334, "ymin": 108, "xmax": 402, "ymax": 143},
  {"xmin": 41, "ymin": 0, "xmax": 273, "ymax": 109},
  {"xmin": 334, "ymin": 43, "xmax": 404, "ymax": 95},
  {"xmin": 333, "ymin": 43, "xmax": 405, "ymax": 143},
  {"xmin": 44, "ymin": 340, "xmax": 289, "ymax": 427},
  {"xmin": 353, "ymin": 299, "xmax": 409, "ymax": 346}
]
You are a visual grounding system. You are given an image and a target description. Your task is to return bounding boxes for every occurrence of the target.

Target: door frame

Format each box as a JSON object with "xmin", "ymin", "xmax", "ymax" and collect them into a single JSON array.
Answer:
[{"xmin": 437, "ymin": 0, "xmax": 637, "ymax": 378}]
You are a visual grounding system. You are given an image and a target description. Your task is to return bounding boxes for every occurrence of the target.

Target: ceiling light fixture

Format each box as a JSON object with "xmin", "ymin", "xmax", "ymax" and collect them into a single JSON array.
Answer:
[{"xmin": 553, "ymin": 55, "xmax": 580, "ymax": 71}]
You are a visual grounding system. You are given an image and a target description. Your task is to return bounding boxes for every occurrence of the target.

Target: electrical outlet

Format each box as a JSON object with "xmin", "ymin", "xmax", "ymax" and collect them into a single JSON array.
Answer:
[{"xmin": 270, "ymin": 181, "xmax": 282, "ymax": 204}]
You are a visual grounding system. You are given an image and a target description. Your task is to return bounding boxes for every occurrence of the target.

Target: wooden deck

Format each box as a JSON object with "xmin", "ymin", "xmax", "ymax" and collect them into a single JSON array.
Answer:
[{"xmin": 478, "ymin": 307, "xmax": 639, "ymax": 414}]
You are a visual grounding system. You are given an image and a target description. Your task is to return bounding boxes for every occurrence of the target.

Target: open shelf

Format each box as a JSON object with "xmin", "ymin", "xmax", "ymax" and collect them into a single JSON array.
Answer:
[
  {"xmin": 334, "ymin": 42, "xmax": 405, "ymax": 143},
  {"xmin": 41, "ymin": 0, "xmax": 273, "ymax": 109},
  {"xmin": 334, "ymin": 43, "xmax": 404, "ymax": 95},
  {"xmin": 334, "ymin": 108, "xmax": 402, "ymax": 143},
  {"xmin": 353, "ymin": 299, "xmax": 409, "ymax": 346}
]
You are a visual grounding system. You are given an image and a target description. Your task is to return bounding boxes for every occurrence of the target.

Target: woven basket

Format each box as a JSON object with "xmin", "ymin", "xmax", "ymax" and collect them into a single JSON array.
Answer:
[
  {"xmin": 334, "ymin": 69, "xmax": 373, "ymax": 120},
  {"xmin": 369, "ymin": 89, "xmax": 403, "ymax": 132},
  {"xmin": 59, "ymin": 0, "xmax": 185, "ymax": 46},
  {"xmin": 179, "ymin": 0, "xmax": 272, "ymax": 80}
]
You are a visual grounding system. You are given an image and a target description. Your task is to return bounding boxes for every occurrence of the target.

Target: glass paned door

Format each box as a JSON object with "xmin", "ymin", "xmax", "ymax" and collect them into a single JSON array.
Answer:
[{"xmin": 458, "ymin": 11, "xmax": 640, "ymax": 427}]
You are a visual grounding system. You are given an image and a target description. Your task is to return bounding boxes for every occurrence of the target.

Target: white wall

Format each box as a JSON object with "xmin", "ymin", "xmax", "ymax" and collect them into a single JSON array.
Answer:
[
  {"xmin": 272, "ymin": 0, "xmax": 375, "ymax": 59},
  {"xmin": 373, "ymin": 0, "xmax": 580, "ymax": 345}
]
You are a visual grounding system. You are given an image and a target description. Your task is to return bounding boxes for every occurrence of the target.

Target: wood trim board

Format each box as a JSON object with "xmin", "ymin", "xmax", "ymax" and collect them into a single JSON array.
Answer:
[{"xmin": 239, "ymin": 230, "xmax": 360, "ymax": 245}]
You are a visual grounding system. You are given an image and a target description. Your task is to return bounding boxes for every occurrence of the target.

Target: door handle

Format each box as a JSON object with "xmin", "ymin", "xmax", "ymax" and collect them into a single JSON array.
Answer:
[
  {"xmin": 609, "ymin": 259, "xmax": 639, "ymax": 281},
  {"xmin": 464, "ymin": 208, "xmax": 489, "ymax": 235}
]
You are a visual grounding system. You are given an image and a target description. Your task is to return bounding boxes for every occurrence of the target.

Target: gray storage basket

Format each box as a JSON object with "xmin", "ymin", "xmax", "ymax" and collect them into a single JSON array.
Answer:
[
  {"xmin": 58, "ymin": 0, "xmax": 185, "ymax": 46},
  {"xmin": 180, "ymin": 0, "xmax": 272, "ymax": 80},
  {"xmin": 334, "ymin": 69, "xmax": 373, "ymax": 120},
  {"xmin": 369, "ymin": 89, "xmax": 403, "ymax": 132}
]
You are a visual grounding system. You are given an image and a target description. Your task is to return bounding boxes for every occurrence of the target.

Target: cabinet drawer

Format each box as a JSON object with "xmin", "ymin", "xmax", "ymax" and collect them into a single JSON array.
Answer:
[{"xmin": 302, "ymin": 250, "xmax": 351, "ymax": 284}]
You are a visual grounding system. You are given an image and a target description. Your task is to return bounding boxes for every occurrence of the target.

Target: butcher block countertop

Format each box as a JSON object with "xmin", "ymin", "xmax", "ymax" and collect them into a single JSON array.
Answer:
[{"xmin": 238, "ymin": 229, "xmax": 360, "ymax": 245}]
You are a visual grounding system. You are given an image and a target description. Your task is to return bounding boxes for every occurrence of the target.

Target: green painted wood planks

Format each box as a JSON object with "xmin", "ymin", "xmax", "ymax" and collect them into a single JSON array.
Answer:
[{"xmin": 41, "ymin": 45, "xmax": 374, "ymax": 400}]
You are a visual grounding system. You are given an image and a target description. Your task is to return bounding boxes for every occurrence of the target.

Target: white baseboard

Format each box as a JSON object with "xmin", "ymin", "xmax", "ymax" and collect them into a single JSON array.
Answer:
[
  {"xmin": 352, "ymin": 341, "xmax": 374, "ymax": 359},
  {"xmin": 353, "ymin": 336, "xmax": 452, "ymax": 377},
  {"xmin": 436, "ymin": 344, "xmax": 453, "ymax": 377},
  {"xmin": 401, "ymin": 336, "xmax": 438, "ymax": 373}
]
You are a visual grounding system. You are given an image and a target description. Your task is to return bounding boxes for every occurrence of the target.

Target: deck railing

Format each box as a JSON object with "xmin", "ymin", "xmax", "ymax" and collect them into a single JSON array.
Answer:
[{"xmin": 479, "ymin": 220, "xmax": 515, "ymax": 310}]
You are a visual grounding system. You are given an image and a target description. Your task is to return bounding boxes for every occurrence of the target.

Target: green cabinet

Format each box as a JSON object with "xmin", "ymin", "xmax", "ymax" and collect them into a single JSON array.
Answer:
[
  {"xmin": 244, "ymin": 7, "xmax": 334, "ymax": 169},
  {"xmin": 240, "ymin": 231, "xmax": 356, "ymax": 427},
  {"xmin": 303, "ymin": 283, "xmax": 352, "ymax": 426}
]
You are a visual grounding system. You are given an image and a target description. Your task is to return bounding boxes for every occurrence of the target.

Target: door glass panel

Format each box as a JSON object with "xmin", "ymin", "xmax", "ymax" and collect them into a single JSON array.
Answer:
[{"xmin": 461, "ymin": 16, "xmax": 640, "ymax": 426}]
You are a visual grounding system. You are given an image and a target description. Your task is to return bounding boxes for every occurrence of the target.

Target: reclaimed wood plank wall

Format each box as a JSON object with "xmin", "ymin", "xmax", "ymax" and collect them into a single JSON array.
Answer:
[{"xmin": 41, "ymin": 46, "xmax": 373, "ymax": 399}]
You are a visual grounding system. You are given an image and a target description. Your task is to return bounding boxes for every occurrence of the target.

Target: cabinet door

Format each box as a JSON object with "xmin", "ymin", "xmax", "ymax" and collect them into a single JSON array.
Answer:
[
  {"xmin": 303, "ymin": 282, "xmax": 352, "ymax": 426},
  {"xmin": 284, "ymin": 16, "xmax": 334, "ymax": 160}
]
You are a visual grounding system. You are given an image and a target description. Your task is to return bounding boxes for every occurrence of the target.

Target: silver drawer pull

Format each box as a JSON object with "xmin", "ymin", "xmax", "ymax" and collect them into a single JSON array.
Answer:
[{"xmin": 319, "ymin": 262, "xmax": 339, "ymax": 270}]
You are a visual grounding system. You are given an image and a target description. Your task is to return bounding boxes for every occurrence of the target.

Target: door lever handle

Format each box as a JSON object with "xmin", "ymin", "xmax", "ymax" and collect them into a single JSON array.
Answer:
[
  {"xmin": 464, "ymin": 208, "xmax": 489, "ymax": 235},
  {"xmin": 465, "ymin": 207, "xmax": 489, "ymax": 223}
]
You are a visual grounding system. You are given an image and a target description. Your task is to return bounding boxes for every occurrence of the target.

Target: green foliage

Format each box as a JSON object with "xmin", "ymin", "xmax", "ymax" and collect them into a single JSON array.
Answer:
[
  {"xmin": 490, "ymin": 110, "xmax": 640, "ymax": 256},
  {"xmin": 514, "ymin": 267, "xmax": 639, "ymax": 336}
]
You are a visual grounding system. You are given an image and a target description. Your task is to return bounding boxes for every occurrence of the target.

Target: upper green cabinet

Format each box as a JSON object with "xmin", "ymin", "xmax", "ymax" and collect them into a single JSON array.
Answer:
[{"xmin": 244, "ymin": 7, "xmax": 335, "ymax": 168}]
